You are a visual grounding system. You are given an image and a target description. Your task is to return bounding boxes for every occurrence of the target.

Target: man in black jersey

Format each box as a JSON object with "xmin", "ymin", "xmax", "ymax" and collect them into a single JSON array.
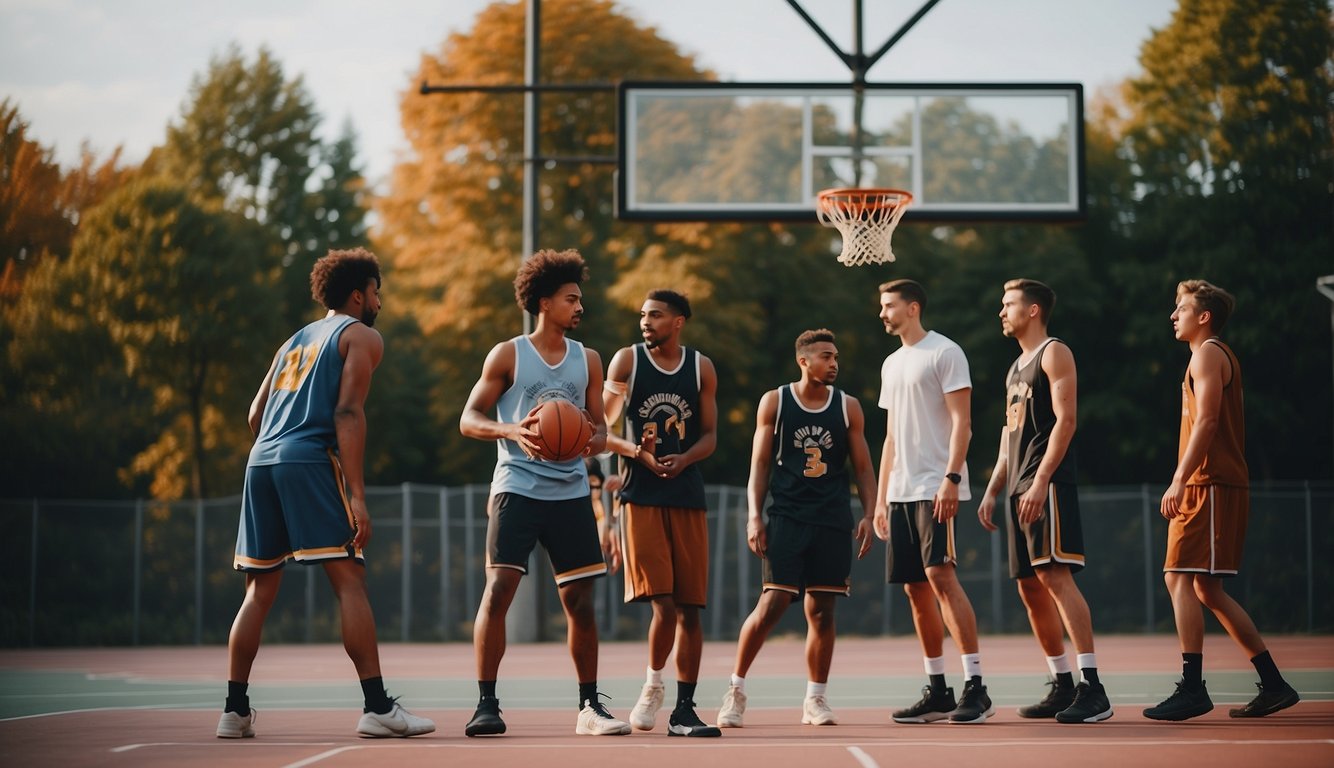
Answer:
[
  {"xmin": 976, "ymin": 279, "xmax": 1112, "ymax": 724},
  {"xmin": 716, "ymin": 329, "xmax": 877, "ymax": 728},
  {"xmin": 603, "ymin": 289, "xmax": 721, "ymax": 737}
]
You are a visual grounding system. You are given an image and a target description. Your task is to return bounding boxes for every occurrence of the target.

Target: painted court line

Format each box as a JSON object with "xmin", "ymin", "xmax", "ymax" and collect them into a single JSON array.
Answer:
[
  {"xmin": 113, "ymin": 742, "xmax": 336, "ymax": 753},
  {"xmin": 847, "ymin": 746, "xmax": 880, "ymax": 768}
]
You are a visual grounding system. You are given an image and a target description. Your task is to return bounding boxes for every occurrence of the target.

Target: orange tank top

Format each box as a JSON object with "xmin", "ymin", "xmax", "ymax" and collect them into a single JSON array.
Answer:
[{"xmin": 1180, "ymin": 338, "xmax": 1248, "ymax": 487}]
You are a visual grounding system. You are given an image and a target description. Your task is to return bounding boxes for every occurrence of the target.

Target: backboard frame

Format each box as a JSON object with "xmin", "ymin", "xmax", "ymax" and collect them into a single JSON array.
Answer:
[{"xmin": 616, "ymin": 80, "xmax": 1086, "ymax": 224}]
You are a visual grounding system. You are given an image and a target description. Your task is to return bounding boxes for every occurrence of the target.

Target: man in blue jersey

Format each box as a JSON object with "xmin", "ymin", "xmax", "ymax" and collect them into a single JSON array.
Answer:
[
  {"xmin": 602, "ymin": 289, "xmax": 720, "ymax": 738},
  {"xmin": 219, "ymin": 248, "xmax": 434, "ymax": 740},
  {"xmin": 459, "ymin": 249, "xmax": 629, "ymax": 738},
  {"xmin": 716, "ymin": 330, "xmax": 877, "ymax": 728}
]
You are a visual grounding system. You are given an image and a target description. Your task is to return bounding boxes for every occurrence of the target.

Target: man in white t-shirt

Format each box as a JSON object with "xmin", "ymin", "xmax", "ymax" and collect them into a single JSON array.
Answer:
[{"xmin": 873, "ymin": 279, "xmax": 991, "ymax": 725}]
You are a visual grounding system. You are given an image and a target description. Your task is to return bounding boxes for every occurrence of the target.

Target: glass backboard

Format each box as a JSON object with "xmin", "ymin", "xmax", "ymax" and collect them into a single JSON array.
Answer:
[{"xmin": 617, "ymin": 81, "xmax": 1085, "ymax": 222}]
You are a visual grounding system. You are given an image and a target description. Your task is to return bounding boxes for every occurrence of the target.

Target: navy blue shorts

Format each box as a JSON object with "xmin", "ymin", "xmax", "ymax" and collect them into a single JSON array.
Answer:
[
  {"xmin": 761, "ymin": 514, "xmax": 852, "ymax": 596},
  {"xmin": 234, "ymin": 454, "xmax": 361, "ymax": 571},
  {"xmin": 487, "ymin": 492, "xmax": 607, "ymax": 584}
]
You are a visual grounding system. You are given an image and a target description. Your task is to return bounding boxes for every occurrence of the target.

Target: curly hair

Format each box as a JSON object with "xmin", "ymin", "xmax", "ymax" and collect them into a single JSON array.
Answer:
[
  {"xmin": 514, "ymin": 249, "xmax": 588, "ymax": 316},
  {"xmin": 310, "ymin": 248, "xmax": 381, "ymax": 309},
  {"xmin": 795, "ymin": 328, "xmax": 836, "ymax": 355}
]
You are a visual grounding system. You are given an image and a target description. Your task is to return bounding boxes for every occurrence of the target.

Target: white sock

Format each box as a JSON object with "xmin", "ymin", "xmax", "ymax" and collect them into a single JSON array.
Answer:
[
  {"xmin": 806, "ymin": 681, "xmax": 827, "ymax": 698},
  {"xmin": 924, "ymin": 655, "xmax": 946, "ymax": 676},
  {"xmin": 1076, "ymin": 653, "xmax": 1098, "ymax": 676},
  {"xmin": 730, "ymin": 674, "xmax": 745, "ymax": 691},
  {"xmin": 961, "ymin": 653, "xmax": 982, "ymax": 680},
  {"xmin": 1046, "ymin": 654, "xmax": 1072, "ymax": 677},
  {"xmin": 647, "ymin": 666, "xmax": 663, "ymax": 686}
]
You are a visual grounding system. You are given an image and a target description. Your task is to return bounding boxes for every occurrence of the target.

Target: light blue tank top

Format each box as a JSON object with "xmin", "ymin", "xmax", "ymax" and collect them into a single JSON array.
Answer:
[
  {"xmin": 249, "ymin": 314, "xmax": 359, "ymax": 466},
  {"xmin": 490, "ymin": 335, "xmax": 590, "ymax": 500}
]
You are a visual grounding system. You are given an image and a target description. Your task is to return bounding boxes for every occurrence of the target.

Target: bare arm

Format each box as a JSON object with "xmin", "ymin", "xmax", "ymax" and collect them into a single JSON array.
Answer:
[
  {"xmin": 1016, "ymin": 342, "xmax": 1077, "ymax": 524},
  {"xmin": 247, "ymin": 350, "xmax": 282, "ymax": 437},
  {"xmin": 932, "ymin": 387, "xmax": 972, "ymax": 522},
  {"xmin": 873, "ymin": 409, "xmax": 895, "ymax": 540},
  {"xmin": 335, "ymin": 323, "xmax": 385, "ymax": 551},
  {"xmin": 745, "ymin": 390, "xmax": 779, "ymax": 558},
  {"xmin": 844, "ymin": 395, "xmax": 878, "ymax": 559},
  {"xmin": 582, "ymin": 347, "xmax": 608, "ymax": 456},
  {"xmin": 1161, "ymin": 344, "xmax": 1227, "ymax": 519},
  {"xmin": 459, "ymin": 341, "xmax": 539, "ymax": 455},
  {"xmin": 977, "ymin": 427, "xmax": 1009, "ymax": 532},
  {"xmin": 656, "ymin": 354, "xmax": 718, "ymax": 477}
]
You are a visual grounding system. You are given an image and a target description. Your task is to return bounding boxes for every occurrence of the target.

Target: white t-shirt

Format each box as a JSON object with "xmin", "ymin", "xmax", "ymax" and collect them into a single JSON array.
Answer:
[{"xmin": 879, "ymin": 330, "xmax": 972, "ymax": 502}]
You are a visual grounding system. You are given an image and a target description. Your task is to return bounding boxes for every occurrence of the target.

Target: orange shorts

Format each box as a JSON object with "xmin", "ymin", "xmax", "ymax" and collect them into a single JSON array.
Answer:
[
  {"xmin": 619, "ymin": 503, "xmax": 709, "ymax": 606},
  {"xmin": 1165, "ymin": 485, "xmax": 1248, "ymax": 575}
]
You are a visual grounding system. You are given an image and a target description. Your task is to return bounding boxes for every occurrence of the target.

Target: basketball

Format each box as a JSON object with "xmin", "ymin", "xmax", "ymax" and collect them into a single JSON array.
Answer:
[{"xmin": 532, "ymin": 399, "xmax": 593, "ymax": 462}]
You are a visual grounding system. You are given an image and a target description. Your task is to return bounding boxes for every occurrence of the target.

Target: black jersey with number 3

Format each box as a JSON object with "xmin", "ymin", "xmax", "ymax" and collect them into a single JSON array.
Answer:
[{"xmin": 767, "ymin": 384, "xmax": 852, "ymax": 532}]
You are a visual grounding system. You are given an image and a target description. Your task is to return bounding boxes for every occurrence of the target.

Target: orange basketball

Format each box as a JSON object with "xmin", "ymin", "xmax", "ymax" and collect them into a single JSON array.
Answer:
[{"xmin": 533, "ymin": 399, "xmax": 593, "ymax": 462}]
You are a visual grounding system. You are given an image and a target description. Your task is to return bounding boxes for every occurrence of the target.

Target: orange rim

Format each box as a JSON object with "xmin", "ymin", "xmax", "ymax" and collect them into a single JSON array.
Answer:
[{"xmin": 817, "ymin": 187, "xmax": 913, "ymax": 213}]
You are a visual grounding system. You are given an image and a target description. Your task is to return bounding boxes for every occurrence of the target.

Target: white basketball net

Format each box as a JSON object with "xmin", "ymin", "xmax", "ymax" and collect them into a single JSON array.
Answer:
[{"xmin": 816, "ymin": 189, "xmax": 913, "ymax": 266}]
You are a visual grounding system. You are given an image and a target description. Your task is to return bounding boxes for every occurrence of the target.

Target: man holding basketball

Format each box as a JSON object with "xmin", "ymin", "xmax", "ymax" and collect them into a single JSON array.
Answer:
[
  {"xmin": 1143, "ymin": 280, "xmax": 1298, "ymax": 721},
  {"xmin": 220, "ymin": 248, "xmax": 434, "ymax": 740},
  {"xmin": 602, "ymin": 289, "xmax": 721, "ymax": 737},
  {"xmin": 716, "ymin": 329, "xmax": 876, "ymax": 728},
  {"xmin": 459, "ymin": 249, "xmax": 630, "ymax": 737},
  {"xmin": 975, "ymin": 279, "xmax": 1113, "ymax": 724}
]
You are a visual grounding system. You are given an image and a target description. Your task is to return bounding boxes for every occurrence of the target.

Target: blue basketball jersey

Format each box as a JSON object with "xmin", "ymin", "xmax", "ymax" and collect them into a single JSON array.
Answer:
[
  {"xmin": 249, "ymin": 314, "xmax": 360, "ymax": 467},
  {"xmin": 490, "ymin": 335, "xmax": 590, "ymax": 501}
]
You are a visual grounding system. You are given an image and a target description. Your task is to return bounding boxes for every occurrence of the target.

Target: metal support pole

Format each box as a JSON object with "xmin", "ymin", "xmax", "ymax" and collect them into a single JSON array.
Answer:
[
  {"xmin": 1316, "ymin": 275, "xmax": 1334, "ymax": 477},
  {"xmin": 990, "ymin": 503, "xmax": 1003, "ymax": 631},
  {"xmin": 521, "ymin": 0, "xmax": 541, "ymax": 336},
  {"xmin": 133, "ymin": 499, "xmax": 143, "ymax": 646},
  {"xmin": 710, "ymin": 488, "xmax": 727, "ymax": 640},
  {"xmin": 195, "ymin": 498, "xmax": 204, "ymax": 645},
  {"xmin": 401, "ymin": 483, "xmax": 413, "ymax": 642},
  {"xmin": 440, "ymin": 487, "xmax": 451, "ymax": 640},
  {"xmin": 29, "ymin": 498, "xmax": 38, "ymax": 646},
  {"xmin": 465, "ymin": 486, "xmax": 477, "ymax": 619},
  {"xmin": 1141, "ymin": 484, "xmax": 1156, "ymax": 633},
  {"xmin": 1304, "ymin": 481, "xmax": 1314, "ymax": 632}
]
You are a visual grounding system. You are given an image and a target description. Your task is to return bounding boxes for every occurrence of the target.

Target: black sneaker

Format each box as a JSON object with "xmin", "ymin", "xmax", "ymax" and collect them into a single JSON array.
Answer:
[
  {"xmin": 1018, "ymin": 679, "xmax": 1077, "ymax": 719},
  {"xmin": 1055, "ymin": 682, "xmax": 1114, "ymax": 723},
  {"xmin": 949, "ymin": 679, "xmax": 995, "ymax": 724},
  {"xmin": 465, "ymin": 695, "xmax": 506, "ymax": 736},
  {"xmin": 1143, "ymin": 680, "xmax": 1213, "ymax": 721},
  {"xmin": 1229, "ymin": 682, "xmax": 1299, "ymax": 718},
  {"xmin": 668, "ymin": 701, "xmax": 722, "ymax": 737},
  {"xmin": 892, "ymin": 685, "xmax": 956, "ymax": 723}
]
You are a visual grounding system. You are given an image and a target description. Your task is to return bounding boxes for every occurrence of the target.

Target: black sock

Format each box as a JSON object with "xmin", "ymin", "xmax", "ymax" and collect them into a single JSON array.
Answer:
[
  {"xmin": 479, "ymin": 680, "xmax": 498, "ymax": 700},
  {"xmin": 225, "ymin": 680, "xmax": 250, "ymax": 715},
  {"xmin": 969, "ymin": 675, "xmax": 983, "ymax": 687},
  {"xmin": 676, "ymin": 681, "xmax": 698, "ymax": 708},
  {"xmin": 1250, "ymin": 650, "xmax": 1286, "ymax": 689},
  {"xmin": 1055, "ymin": 671, "xmax": 1075, "ymax": 689},
  {"xmin": 929, "ymin": 673, "xmax": 947, "ymax": 691},
  {"xmin": 579, "ymin": 681, "xmax": 598, "ymax": 709},
  {"xmin": 360, "ymin": 676, "xmax": 393, "ymax": 715},
  {"xmin": 1081, "ymin": 667, "xmax": 1100, "ymax": 686},
  {"xmin": 1182, "ymin": 652, "xmax": 1203, "ymax": 688}
]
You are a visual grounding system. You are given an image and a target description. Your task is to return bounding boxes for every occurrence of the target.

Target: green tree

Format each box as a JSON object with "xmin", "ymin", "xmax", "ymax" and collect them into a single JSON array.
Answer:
[
  {"xmin": 14, "ymin": 181, "xmax": 282, "ymax": 498},
  {"xmin": 1116, "ymin": 0, "xmax": 1334, "ymax": 479},
  {"xmin": 156, "ymin": 45, "xmax": 369, "ymax": 328}
]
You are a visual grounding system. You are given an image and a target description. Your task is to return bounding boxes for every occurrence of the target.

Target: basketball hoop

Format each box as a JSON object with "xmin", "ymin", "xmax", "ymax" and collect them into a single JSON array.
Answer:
[{"xmin": 816, "ymin": 188, "xmax": 914, "ymax": 266}]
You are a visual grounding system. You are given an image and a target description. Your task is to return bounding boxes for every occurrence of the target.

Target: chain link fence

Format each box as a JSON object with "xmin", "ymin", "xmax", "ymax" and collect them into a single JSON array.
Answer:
[{"xmin": 2, "ymin": 481, "xmax": 1329, "ymax": 647}]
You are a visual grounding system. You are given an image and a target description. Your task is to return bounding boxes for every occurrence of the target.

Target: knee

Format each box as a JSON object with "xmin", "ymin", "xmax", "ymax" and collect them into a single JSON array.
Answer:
[
  {"xmin": 806, "ymin": 600, "xmax": 834, "ymax": 631},
  {"xmin": 652, "ymin": 597, "xmax": 679, "ymax": 624},
  {"xmin": 677, "ymin": 605, "xmax": 701, "ymax": 632},
  {"xmin": 1192, "ymin": 578, "xmax": 1224, "ymax": 608},
  {"xmin": 562, "ymin": 584, "xmax": 596, "ymax": 622}
]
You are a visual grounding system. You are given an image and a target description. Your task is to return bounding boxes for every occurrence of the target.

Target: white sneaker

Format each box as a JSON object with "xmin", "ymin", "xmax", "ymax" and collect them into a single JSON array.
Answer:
[
  {"xmin": 802, "ymin": 694, "xmax": 838, "ymax": 726},
  {"xmin": 718, "ymin": 685, "xmax": 747, "ymax": 728},
  {"xmin": 630, "ymin": 682, "xmax": 664, "ymax": 730},
  {"xmin": 576, "ymin": 701, "xmax": 632, "ymax": 735},
  {"xmin": 216, "ymin": 709, "xmax": 256, "ymax": 738},
  {"xmin": 356, "ymin": 702, "xmax": 437, "ymax": 738}
]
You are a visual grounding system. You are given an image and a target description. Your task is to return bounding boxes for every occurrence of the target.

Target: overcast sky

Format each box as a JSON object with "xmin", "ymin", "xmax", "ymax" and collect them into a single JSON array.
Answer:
[{"xmin": 1, "ymin": 0, "xmax": 1176, "ymax": 189}]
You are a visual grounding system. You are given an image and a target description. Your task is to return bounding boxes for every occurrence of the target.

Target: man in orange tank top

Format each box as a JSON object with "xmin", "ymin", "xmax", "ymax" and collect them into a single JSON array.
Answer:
[{"xmin": 1144, "ymin": 280, "xmax": 1299, "ymax": 722}]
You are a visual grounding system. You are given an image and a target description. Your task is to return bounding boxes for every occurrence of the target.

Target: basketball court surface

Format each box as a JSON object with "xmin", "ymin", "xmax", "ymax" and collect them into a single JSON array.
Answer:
[{"xmin": 3, "ymin": 635, "xmax": 1331, "ymax": 768}]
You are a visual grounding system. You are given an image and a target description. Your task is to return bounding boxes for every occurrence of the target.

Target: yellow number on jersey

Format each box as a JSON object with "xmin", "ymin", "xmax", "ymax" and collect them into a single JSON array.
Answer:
[{"xmin": 274, "ymin": 343, "xmax": 319, "ymax": 392}]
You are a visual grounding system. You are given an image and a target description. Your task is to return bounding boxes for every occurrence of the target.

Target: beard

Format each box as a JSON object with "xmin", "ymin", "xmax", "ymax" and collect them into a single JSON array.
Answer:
[{"xmin": 361, "ymin": 307, "xmax": 378, "ymax": 328}]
